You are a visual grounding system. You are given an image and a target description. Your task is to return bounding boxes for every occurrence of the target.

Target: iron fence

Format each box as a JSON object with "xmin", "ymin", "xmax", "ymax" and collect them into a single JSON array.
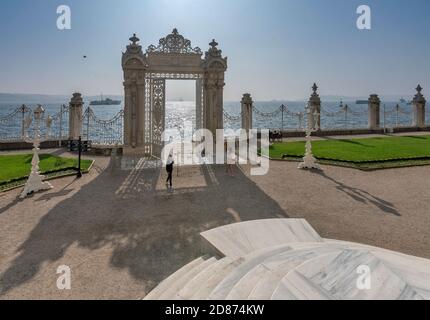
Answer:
[
  {"xmin": 382, "ymin": 104, "xmax": 414, "ymax": 129},
  {"xmin": 82, "ymin": 106, "xmax": 124, "ymax": 145},
  {"xmin": 0, "ymin": 104, "xmax": 71, "ymax": 143},
  {"xmin": 0, "ymin": 102, "xmax": 426, "ymax": 145},
  {"xmin": 0, "ymin": 105, "xmax": 32, "ymax": 141},
  {"xmin": 223, "ymin": 102, "xmax": 420, "ymax": 131}
]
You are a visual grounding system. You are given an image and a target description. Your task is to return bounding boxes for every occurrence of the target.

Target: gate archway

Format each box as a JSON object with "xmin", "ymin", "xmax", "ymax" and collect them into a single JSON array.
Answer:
[{"xmin": 122, "ymin": 29, "xmax": 227, "ymax": 156}]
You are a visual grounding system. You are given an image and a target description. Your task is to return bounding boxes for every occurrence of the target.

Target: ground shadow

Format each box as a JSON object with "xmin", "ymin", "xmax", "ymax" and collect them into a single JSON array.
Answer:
[
  {"xmin": 320, "ymin": 136, "xmax": 375, "ymax": 148},
  {"xmin": 0, "ymin": 158, "xmax": 288, "ymax": 297},
  {"xmin": 0, "ymin": 197, "xmax": 25, "ymax": 216},
  {"xmin": 313, "ymin": 170, "xmax": 400, "ymax": 216},
  {"xmin": 34, "ymin": 179, "xmax": 77, "ymax": 202},
  {"xmin": 404, "ymin": 135, "xmax": 429, "ymax": 140}
]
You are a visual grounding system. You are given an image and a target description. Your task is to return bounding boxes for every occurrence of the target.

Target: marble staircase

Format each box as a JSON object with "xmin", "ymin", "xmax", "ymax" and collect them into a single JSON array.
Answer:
[
  {"xmin": 144, "ymin": 219, "xmax": 430, "ymax": 300},
  {"xmin": 200, "ymin": 219, "xmax": 323, "ymax": 257}
]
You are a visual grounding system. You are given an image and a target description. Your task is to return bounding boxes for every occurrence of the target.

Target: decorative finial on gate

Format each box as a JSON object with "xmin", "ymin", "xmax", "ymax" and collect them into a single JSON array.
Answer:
[
  {"xmin": 414, "ymin": 84, "xmax": 425, "ymax": 104},
  {"xmin": 312, "ymin": 83, "xmax": 318, "ymax": 94},
  {"xmin": 416, "ymin": 84, "xmax": 423, "ymax": 94},
  {"xmin": 210, "ymin": 39, "xmax": 219, "ymax": 48},
  {"xmin": 129, "ymin": 33, "xmax": 140, "ymax": 45}
]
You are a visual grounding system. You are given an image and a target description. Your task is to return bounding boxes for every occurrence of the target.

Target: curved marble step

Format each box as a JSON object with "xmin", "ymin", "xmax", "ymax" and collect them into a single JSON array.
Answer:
[
  {"xmin": 226, "ymin": 244, "xmax": 344, "ymax": 300},
  {"xmin": 272, "ymin": 269, "xmax": 334, "ymax": 300},
  {"xmin": 248, "ymin": 247, "xmax": 341, "ymax": 300},
  {"xmin": 144, "ymin": 257, "xmax": 205, "ymax": 300},
  {"xmin": 172, "ymin": 257, "xmax": 221, "ymax": 300},
  {"xmin": 322, "ymin": 240, "xmax": 430, "ymax": 298},
  {"xmin": 325, "ymin": 239, "xmax": 430, "ymax": 266},
  {"xmin": 271, "ymin": 248, "xmax": 423, "ymax": 300},
  {"xmin": 208, "ymin": 245, "xmax": 294, "ymax": 300},
  {"xmin": 159, "ymin": 257, "xmax": 218, "ymax": 300},
  {"xmin": 191, "ymin": 257, "xmax": 244, "ymax": 300},
  {"xmin": 201, "ymin": 219, "xmax": 323, "ymax": 258}
]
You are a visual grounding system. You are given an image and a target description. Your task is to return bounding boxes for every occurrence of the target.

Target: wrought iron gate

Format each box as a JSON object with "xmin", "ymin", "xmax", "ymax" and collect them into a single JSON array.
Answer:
[
  {"xmin": 143, "ymin": 73, "xmax": 204, "ymax": 158},
  {"xmin": 150, "ymin": 79, "xmax": 166, "ymax": 157}
]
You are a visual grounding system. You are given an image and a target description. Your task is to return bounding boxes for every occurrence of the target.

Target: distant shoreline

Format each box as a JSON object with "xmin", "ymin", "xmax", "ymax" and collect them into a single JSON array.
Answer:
[{"xmin": 0, "ymin": 93, "xmax": 413, "ymax": 105}]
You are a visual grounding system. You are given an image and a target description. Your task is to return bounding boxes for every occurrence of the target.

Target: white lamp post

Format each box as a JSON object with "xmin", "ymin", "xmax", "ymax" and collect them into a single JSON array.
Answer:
[
  {"xmin": 20, "ymin": 105, "xmax": 53, "ymax": 198},
  {"xmin": 298, "ymin": 104, "xmax": 321, "ymax": 170}
]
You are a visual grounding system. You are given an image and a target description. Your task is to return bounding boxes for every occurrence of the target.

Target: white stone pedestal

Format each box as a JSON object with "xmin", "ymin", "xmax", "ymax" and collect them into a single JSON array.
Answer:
[
  {"xmin": 298, "ymin": 153, "xmax": 321, "ymax": 170},
  {"xmin": 20, "ymin": 148, "xmax": 53, "ymax": 198},
  {"xmin": 298, "ymin": 101, "xmax": 321, "ymax": 171},
  {"xmin": 20, "ymin": 105, "xmax": 54, "ymax": 198}
]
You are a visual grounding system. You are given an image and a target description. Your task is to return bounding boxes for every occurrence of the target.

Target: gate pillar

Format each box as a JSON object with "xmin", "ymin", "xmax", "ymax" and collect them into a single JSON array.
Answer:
[
  {"xmin": 413, "ymin": 85, "xmax": 426, "ymax": 128},
  {"xmin": 368, "ymin": 94, "xmax": 381, "ymax": 130},
  {"xmin": 241, "ymin": 93, "xmax": 253, "ymax": 131},
  {"xmin": 203, "ymin": 40, "xmax": 228, "ymax": 139},
  {"xmin": 122, "ymin": 34, "xmax": 147, "ymax": 154},
  {"xmin": 69, "ymin": 92, "xmax": 83, "ymax": 140}
]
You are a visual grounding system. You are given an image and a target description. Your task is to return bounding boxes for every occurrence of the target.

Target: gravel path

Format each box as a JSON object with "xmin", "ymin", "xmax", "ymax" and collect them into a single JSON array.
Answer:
[{"xmin": 0, "ymin": 153, "xmax": 429, "ymax": 299}]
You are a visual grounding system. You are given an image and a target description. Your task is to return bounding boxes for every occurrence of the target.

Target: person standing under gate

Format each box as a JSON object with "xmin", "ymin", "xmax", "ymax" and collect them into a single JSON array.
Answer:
[{"xmin": 166, "ymin": 153, "xmax": 175, "ymax": 188}]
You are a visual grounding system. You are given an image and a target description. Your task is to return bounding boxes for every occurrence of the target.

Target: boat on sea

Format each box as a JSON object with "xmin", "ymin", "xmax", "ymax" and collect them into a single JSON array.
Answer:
[
  {"xmin": 90, "ymin": 94, "xmax": 121, "ymax": 106},
  {"xmin": 355, "ymin": 100, "xmax": 368, "ymax": 105},
  {"xmin": 399, "ymin": 97, "xmax": 412, "ymax": 105}
]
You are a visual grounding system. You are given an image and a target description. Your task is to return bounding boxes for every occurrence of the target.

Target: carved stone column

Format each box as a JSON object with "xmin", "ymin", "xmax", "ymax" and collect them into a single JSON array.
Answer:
[
  {"xmin": 215, "ymin": 78, "xmax": 225, "ymax": 131},
  {"xmin": 368, "ymin": 94, "xmax": 381, "ymax": 130},
  {"xmin": 308, "ymin": 83, "xmax": 321, "ymax": 130},
  {"xmin": 241, "ymin": 93, "xmax": 253, "ymax": 131},
  {"xmin": 204, "ymin": 78, "xmax": 216, "ymax": 134},
  {"xmin": 196, "ymin": 79, "xmax": 203, "ymax": 130},
  {"xmin": 122, "ymin": 33, "xmax": 147, "ymax": 154},
  {"xmin": 203, "ymin": 39, "xmax": 227, "ymax": 139},
  {"xmin": 69, "ymin": 92, "xmax": 83, "ymax": 140},
  {"xmin": 413, "ymin": 85, "xmax": 426, "ymax": 128}
]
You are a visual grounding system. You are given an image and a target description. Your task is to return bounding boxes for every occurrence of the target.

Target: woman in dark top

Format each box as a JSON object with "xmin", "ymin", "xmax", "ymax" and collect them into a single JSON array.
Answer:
[{"xmin": 166, "ymin": 154, "xmax": 174, "ymax": 188}]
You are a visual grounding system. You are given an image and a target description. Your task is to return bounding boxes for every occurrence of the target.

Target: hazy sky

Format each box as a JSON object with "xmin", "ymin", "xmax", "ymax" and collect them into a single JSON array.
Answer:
[{"xmin": 0, "ymin": 0, "xmax": 429, "ymax": 100}]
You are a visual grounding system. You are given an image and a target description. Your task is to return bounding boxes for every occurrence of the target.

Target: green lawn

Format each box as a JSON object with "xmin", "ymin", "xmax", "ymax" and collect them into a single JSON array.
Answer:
[
  {"xmin": 0, "ymin": 154, "xmax": 93, "ymax": 185},
  {"xmin": 270, "ymin": 135, "xmax": 430, "ymax": 169}
]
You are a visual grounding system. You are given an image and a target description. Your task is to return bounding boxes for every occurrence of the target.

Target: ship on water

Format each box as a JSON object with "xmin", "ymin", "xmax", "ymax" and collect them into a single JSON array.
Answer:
[
  {"xmin": 400, "ymin": 97, "xmax": 412, "ymax": 105},
  {"xmin": 356, "ymin": 100, "xmax": 368, "ymax": 105},
  {"xmin": 356, "ymin": 97, "xmax": 412, "ymax": 105},
  {"xmin": 90, "ymin": 94, "xmax": 121, "ymax": 106}
]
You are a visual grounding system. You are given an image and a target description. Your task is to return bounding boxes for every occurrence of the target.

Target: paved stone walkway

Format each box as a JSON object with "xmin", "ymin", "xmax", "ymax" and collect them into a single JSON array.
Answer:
[{"xmin": 0, "ymin": 150, "xmax": 429, "ymax": 299}]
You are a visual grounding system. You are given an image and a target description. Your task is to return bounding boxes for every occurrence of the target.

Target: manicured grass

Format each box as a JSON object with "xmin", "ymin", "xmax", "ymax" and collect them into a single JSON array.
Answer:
[
  {"xmin": 270, "ymin": 135, "xmax": 430, "ymax": 170},
  {"xmin": 0, "ymin": 154, "xmax": 93, "ymax": 185}
]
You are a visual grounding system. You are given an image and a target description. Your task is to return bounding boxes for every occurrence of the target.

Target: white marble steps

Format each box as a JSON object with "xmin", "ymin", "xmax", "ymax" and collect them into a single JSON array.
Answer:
[
  {"xmin": 157, "ymin": 257, "xmax": 218, "ymax": 300},
  {"xmin": 208, "ymin": 245, "xmax": 294, "ymax": 300},
  {"xmin": 144, "ymin": 219, "xmax": 430, "ymax": 300},
  {"xmin": 247, "ymin": 247, "xmax": 341, "ymax": 300},
  {"xmin": 201, "ymin": 219, "xmax": 323, "ymax": 258},
  {"xmin": 145, "ymin": 256, "xmax": 246, "ymax": 300},
  {"xmin": 144, "ymin": 257, "xmax": 207, "ymax": 300},
  {"xmin": 173, "ymin": 257, "xmax": 222, "ymax": 300},
  {"xmin": 190, "ymin": 257, "xmax": 244, "ymax": 300},
  {"xmin": 271, "ymin": 248, "xmax": 429, "ymax": 300},
  {"xmin": 145, "ymin": 243, "xmax": 331, "ymax": 300},
  {"xmin": 222, "ymin": 245, "xmax": 343, "ymax": 300}
]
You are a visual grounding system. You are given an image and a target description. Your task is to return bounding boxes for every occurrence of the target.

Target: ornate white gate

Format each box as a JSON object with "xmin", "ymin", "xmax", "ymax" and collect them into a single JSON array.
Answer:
[
  {"xmin": 122, "ymin": 29, "xmax": 227, "ymax": 157},
  {"xmin": 149, "ymin": 78, "xmax": 165, "ymax": 156}
]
